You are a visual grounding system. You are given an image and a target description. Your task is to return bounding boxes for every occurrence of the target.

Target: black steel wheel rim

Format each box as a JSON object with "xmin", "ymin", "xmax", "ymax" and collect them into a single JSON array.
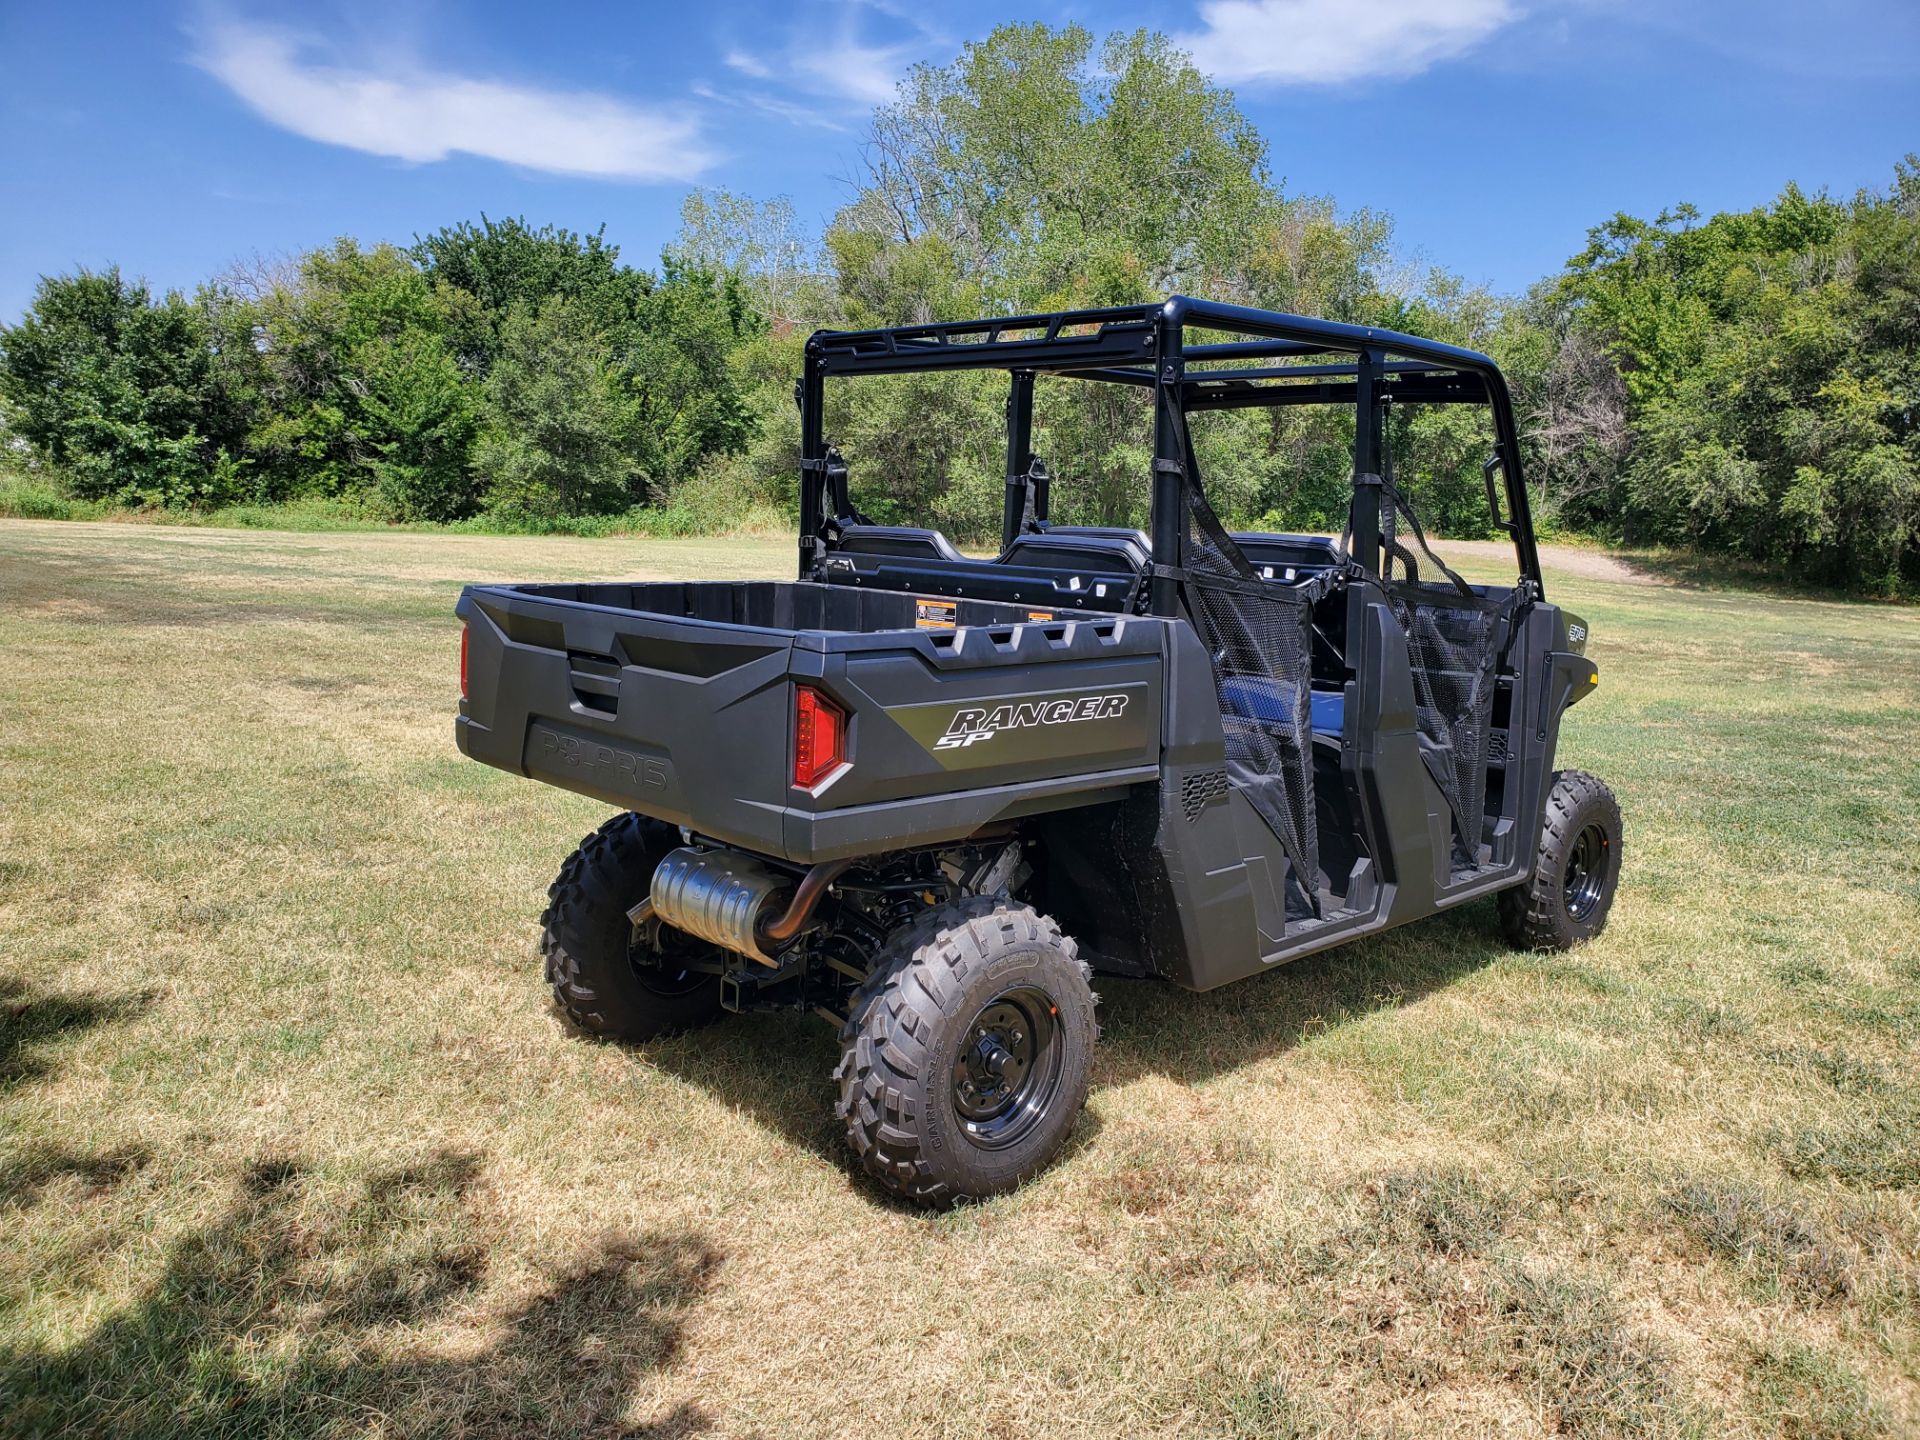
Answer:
[
  {"xmin": 1564, "ymin": 822, "xmax": 1611, "ymax": 923},
  {"xmin": 950, "ymin": 986, "xmax": 1063, "ymax": 1151},
  {"xmin": 628, "ymin": 922, "xmax": 713, "ymax": 998}
]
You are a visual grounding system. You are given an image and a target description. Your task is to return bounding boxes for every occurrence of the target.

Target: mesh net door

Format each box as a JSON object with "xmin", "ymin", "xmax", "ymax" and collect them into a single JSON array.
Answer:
[
  {"xmin": 1372, "ymin": 476, "xmax": 1518, "ymax": 869},
  {"xmin": 1382, "ymin": 583, "xmax": 1509, "ymax": 867},
  {"xmin": 1173, "ymin": 460, "xmax": 1329, "ymax": 906}
]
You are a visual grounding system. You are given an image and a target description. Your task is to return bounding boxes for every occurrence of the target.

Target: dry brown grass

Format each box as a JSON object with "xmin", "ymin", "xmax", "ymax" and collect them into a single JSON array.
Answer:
[{"xmin": 1, "ymin": 518, "xmax": 1917, "ymax": 1438}]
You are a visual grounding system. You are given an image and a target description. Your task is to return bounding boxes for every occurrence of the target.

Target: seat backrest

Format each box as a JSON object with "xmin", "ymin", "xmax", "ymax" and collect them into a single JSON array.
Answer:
[
  {"xmin": 1030, "ymin": 524, "xmax": 1337, "ymax": 578},
  {"xmin": 1044, "ymin": 524, "xmax": 1152, "ymax": 553},
  {"xmin": 836, "ymin": 524, "xmax": 966, "ymax": 563},
  {"xmin": 1000, "ymin": 531, "xmax": 1149, "ymax": 575},
  {"xmin": 1230, "ymin": 532, "xmax": 1344, "ymax": 579}
]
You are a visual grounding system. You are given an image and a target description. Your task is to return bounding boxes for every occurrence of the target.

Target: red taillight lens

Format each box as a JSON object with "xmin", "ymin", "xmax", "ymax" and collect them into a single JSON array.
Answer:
[
  {"xmin": 794, "ymin": 685, "xmax": 846, "ymax": 788},
  {"xmin": 459, "ymin": 625, "xmax": 470, "ymax": 699}
]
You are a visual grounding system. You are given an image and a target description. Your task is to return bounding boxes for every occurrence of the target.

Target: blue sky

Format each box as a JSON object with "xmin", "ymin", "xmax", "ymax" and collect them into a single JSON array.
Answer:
[{"xmin": 3, "ymin": 1, "xmax": 1916, "ymax": 322}]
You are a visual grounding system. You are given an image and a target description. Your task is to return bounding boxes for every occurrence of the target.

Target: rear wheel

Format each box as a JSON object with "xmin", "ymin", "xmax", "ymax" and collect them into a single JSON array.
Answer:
[
  {"xmin": 541, "ymin": 812, "xmax": 727, "ymax": 1041},
  {"xmin": 1500, "ymin": 770, "xmax": 1623, "ymax": 950},
  {"xmin": 836, "ymin": 899, "xmax": 1096, "ymax": 1207}
]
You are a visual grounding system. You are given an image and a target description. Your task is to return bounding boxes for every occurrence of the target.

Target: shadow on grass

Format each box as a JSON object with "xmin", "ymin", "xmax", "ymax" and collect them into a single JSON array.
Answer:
[
  {"xmin": 0, "ymin": 973, "xmax": 156, "ymax": 1094},
  {"xmin": 637, "ymin": 903, "xmax": 1506, "ymax": 1196},
  {"xmin": 0, "ymin": 1148, "xmax": 721, "ymax": 1438},
  {"xmin": 1610, "ymin": 546, "xmax": 1904, "ymax": 603},
  {"xmin": 0, "ymin": 1140, "xmax": 153, "ymax": 1209},
  {"xmin": 644, "ymin": 1010, "xmax": 849, "ymax": 1172},
  {"xmin": 1094, "ymin": 903, "xmax": 1507, "ymax": 1088}
]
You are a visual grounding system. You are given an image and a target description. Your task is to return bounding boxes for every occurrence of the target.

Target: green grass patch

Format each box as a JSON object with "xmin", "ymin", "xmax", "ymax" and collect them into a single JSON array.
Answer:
[{"xmin": 0, "ymin": 519, "xmax": 1915, "ymax": 1436}]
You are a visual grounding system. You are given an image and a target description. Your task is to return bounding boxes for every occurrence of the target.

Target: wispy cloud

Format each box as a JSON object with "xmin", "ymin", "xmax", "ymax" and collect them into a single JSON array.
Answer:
[
  {"xmin": 690, "ymin": 82, "xmax": 849, "ymax": 134},
  {"xmin": 721, "ymin": 49, "xmax": 774, "ymax": 81},
  {"xmin": 193, "ymin": 20, "xmax": 715, "ymax": 181},
  {"xmin": 721, "ymin": 6, "xmax": 941, "ymax": 114},
  {"xmin": 1179, "ymin": 0, "xmax": 1519, "ymax": 85}
]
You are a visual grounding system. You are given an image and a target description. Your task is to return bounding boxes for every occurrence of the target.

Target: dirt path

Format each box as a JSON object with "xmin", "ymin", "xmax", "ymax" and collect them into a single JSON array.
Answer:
[{"xmin": 1427, "ymin": 537, "xmax": 1657, "ymax": 585}]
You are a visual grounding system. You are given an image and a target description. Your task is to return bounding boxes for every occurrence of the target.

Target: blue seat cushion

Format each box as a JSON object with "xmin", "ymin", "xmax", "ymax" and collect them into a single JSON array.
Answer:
[
  {"xmin": 1311, "ymin": 690, "xmax": 1344, "ymax": 735},
  {"xmin": 1218, "ymin": 678, "xmax": 1345, "ymax": 735}
]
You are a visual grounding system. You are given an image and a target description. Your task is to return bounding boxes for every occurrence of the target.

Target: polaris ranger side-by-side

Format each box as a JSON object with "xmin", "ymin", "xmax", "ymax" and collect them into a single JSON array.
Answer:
[{"xmin": 454, "ymin": 297, "xmax": 1621, "ymax": 1206}]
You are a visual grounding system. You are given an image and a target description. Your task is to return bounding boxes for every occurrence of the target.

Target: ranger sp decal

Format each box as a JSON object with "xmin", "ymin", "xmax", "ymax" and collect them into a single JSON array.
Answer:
[{"xmin": 934, "ymin": 693, "xmax": 1130, "ymax": 750}]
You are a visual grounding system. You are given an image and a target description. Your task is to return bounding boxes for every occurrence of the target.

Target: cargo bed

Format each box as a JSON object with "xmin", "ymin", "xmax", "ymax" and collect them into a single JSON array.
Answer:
[{"xmin": 456, "ymin": 580, "xmax": 1169, "ymax": 862}]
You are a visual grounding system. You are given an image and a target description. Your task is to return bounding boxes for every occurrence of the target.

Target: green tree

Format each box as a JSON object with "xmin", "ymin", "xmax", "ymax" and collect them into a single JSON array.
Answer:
[
  {"xmin": 415, "ymin": 216, "xmax": 761, "ymax": 504},
  {"xmin": 411, "ymin": 216, "xmax": 627, "ymax": 375},
  {"xmin": 1560, "ymin": 161, "xmax": 1920, "ymax": 591},
  {"xmin": 617, "ymin": 257, "xmax": 757, "ymax": 500},
  {"xmin": 830, "ymin": 24, "xmax": 1289, "ymax": 321},
  {"xmin": 242, "ymin": 239, "xmax": 482, "ymax": 514},
  {"xmin": 355, "ymin": 329, "xmax": 477, "ymax": 521},
  {"xmin": 676, "ymin": 189, "xmax": 831, "ymax": 330},
  {"xmin": 473, "ymin": 296, "xmax": 632, "ymax": 519},
  {"xmin": 0, "ymin": 268, "xmax": 252, "ymax": 506}
]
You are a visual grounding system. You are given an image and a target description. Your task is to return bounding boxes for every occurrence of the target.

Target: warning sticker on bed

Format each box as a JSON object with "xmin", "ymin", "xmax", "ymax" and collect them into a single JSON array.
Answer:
[
  {"xmin": 914, "ymin": 597, "xmax": 958, "ymax": 629},
  {"xmin": 1026, "ymin": 610, "xmax": 1056, "ymax": 622}
]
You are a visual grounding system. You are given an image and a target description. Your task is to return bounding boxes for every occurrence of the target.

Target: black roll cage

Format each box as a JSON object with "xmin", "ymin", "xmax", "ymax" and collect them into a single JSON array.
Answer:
[{"xmin": 798, "ymin": 295, "xmax": 1544, "ymax": 611}]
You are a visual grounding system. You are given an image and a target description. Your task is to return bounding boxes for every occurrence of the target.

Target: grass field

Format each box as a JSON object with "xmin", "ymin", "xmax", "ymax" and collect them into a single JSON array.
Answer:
[{"xmin": 2, "ymin": 519, "xmax": 1916, "ymax": 1438}]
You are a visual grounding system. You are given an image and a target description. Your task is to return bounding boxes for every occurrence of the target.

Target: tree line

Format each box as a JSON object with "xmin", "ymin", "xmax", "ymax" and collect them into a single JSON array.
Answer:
[
  {"xmin": 0, "ymin": 219, "xmax": 757, "ymax": 526},
  {"xmin": 2, "ymin": 23, "xmax": 1914, "ymax": 592}
]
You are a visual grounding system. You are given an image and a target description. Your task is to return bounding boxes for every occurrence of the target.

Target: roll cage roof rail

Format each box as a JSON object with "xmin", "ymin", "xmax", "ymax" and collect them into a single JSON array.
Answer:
[{"xmin": 798, "ymin": 295, "xmax": 1543, "ymax": 603}]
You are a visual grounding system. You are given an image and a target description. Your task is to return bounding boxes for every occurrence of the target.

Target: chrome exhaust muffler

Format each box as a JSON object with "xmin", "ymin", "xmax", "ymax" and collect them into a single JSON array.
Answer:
[{"xmin": 630, "ymin": 845, "xmax": 852, "ymax": 966}]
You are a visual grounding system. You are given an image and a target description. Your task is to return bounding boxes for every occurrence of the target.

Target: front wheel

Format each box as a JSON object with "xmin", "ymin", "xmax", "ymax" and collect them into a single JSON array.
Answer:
[
  {"xmin": 836, "ymin": 899, "xmax": 1097, "ymax": 1207},
  {"xmin": 1500, "ymin": 770, "xmax": 1623, "ymax": 950}
]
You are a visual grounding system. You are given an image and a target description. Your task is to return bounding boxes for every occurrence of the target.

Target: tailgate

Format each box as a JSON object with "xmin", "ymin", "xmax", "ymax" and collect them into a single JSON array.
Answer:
[{"xmin": 456, "ymin": 584, "xmax": 795, "ymax": 856}]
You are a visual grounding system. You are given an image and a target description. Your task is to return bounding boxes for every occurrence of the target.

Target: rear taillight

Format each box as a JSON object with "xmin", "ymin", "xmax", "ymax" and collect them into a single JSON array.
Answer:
[
  {"xmin": 794, "ymin": 684, "xmax": 846, "ymax": 788},
  {"xmin": 459, "ymin": 625, "xmax": 469, "ymax": 699}
]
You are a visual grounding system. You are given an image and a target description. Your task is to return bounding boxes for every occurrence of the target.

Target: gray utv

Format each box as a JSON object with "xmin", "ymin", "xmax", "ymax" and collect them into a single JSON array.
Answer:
[{"xmin": 454, "ymin": 296, "xmax": 1620, "ymax": 1206}]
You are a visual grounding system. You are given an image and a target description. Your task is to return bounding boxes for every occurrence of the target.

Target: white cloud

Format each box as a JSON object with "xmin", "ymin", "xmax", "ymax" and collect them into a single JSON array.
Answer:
[
  {"xmin": 1180, "ymin": 0, "xmax": 1518, "ymax": 85},
  {"xmin": 721, "ymin": 49, "xmax": 774, "ymax": 81},
  {"xmin": 722, "ymin": 8, "xmax": 938, "ymax": 112},
  {"xmin": 194, "ymin": 21, "xmax": 715, "ymax": 181},
  {"xmin": 690, "ymin": 82, "xmax": 849, "ymax": 133},
  {"xmin": 785, "ymin": 36, "xmax": 925, "ymax": 107}
]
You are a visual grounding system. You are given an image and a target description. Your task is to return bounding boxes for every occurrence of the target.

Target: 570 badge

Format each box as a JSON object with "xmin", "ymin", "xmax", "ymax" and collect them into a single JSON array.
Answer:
[{"xmin": 934, "ymin": 692, "xmax": 1131, "ymax": 750}]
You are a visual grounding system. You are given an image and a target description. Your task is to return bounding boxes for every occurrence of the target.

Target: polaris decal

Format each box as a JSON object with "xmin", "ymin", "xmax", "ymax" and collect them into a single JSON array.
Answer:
[{"xmin": 935, "ymin": 693, "xmax": 1130, "ymax": 750}]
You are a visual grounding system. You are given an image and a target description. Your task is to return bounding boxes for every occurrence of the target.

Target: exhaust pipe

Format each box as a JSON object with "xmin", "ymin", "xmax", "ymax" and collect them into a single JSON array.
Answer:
[{"xmin": 628, "ymin": 847, "xmax": 849, "ymax": 965}]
